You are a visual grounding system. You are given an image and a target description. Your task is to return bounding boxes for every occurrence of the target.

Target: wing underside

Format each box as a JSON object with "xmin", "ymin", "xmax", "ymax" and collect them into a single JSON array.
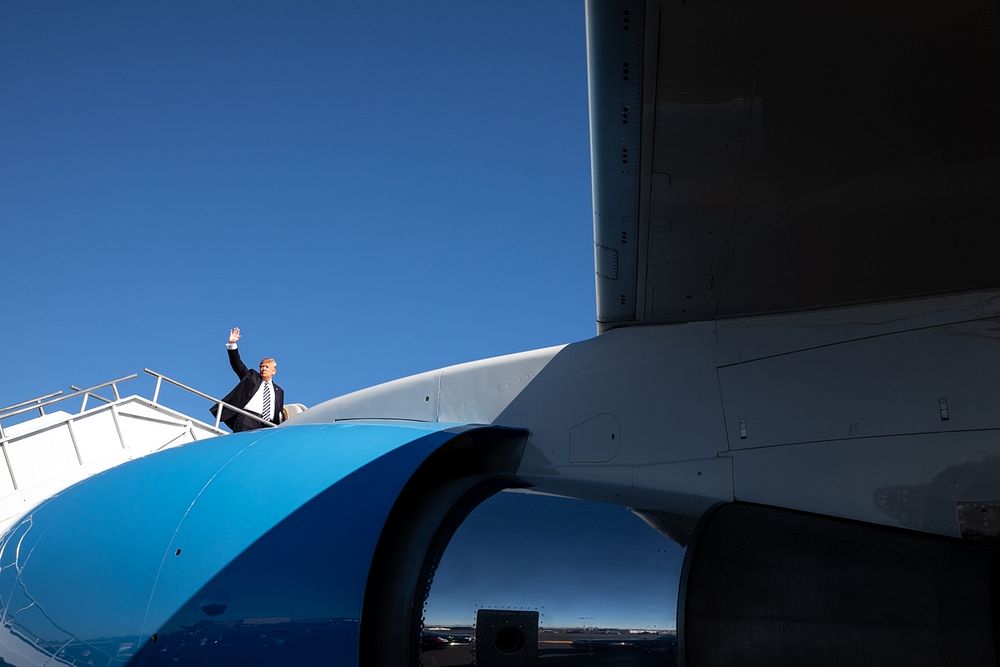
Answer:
[{"xmin": 589, "ymin": 0, "xmax": 1000, "ymax": 330}]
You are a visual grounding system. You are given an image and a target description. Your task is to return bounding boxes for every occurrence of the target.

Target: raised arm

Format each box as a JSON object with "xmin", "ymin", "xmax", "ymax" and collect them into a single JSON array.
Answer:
[{"xmin": 225, "ymin": 326, "xmax": 250, "ymax": 378}]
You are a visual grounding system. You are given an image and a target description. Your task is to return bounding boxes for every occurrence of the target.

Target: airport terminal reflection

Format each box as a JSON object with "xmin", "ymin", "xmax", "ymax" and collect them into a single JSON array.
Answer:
[{"xmin": 420, "ymin": 490, "xmax": 686, "ymax": 665}]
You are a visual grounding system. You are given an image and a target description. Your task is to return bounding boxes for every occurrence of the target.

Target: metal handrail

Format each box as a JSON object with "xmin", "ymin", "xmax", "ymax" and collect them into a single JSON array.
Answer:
[
  {"xmin": 0, "ymin": 375, "xmax": 138, "ymax": 422},
  {"xmin": 0, "ymin": 369, "xmax": 275, "ymax": 493},
  {"xmin": 0, "ymin": 374, "xmax": 138, "ymax": 491},
  {"xmin": 69, "ymin": 386, "xmax": 113, "ymax": 405},
  {"xmin": 143, "ymin": 369, "xmax": 275, "ymax": 430},
  {"xmin": 0, "ymin": 391, "xmax": 65, "ymax": 419}
]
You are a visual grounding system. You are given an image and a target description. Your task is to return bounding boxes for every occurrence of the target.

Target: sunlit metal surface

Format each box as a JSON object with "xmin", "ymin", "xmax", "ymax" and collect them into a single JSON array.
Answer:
[{"xmin": 419, "ymin": 490, "xmax": 686, "ymax": 665}]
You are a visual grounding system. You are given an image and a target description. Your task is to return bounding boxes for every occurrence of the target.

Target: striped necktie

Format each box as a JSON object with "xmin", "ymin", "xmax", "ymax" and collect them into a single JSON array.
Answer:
[{"xmin": 262, "ymin": 381, "xmax": 272, "ymax": 422}]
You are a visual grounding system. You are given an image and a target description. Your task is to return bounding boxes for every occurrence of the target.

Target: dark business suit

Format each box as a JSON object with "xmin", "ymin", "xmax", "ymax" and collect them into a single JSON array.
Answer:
[{"xmin": 210, "ymin": 346, "xmax": 284, "ymax": 432}]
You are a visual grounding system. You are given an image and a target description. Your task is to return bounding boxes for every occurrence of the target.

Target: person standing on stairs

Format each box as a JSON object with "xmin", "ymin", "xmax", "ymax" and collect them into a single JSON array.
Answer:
[{"xmin": 210, "ymin": 326, "xmax": 285, "ymax": 433}]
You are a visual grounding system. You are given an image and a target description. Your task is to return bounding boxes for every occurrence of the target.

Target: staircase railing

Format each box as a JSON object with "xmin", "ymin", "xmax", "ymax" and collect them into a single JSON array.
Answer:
[
  {"xmin": 143, "ymin": 368, "xmax": 275, "ymax": 431},
  {"xmin": 0, "ymin": 374, "xmax": 140, "ymax": 490},
  {"xmin": 0, "ymin": 374, "xmax": 139, "ymax": 435},
  {"xmin": 0, "ymin": 369, "xmax": 277, "ymax": 492},
  {"xmin": 0, "ymin": 391, "xmax": 65, "ymax": 417}
]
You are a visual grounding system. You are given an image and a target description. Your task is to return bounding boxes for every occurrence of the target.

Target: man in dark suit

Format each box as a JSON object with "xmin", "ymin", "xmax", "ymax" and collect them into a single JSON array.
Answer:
[{"xmin": 210, "ymin": 326, "xmax": 285, "ymax": 432}]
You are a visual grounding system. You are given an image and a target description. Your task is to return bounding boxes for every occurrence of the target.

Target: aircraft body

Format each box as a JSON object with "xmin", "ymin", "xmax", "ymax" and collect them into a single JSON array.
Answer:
[{"xmin": 1, "ymin": 0, "xmax": 999, "ymax": 665}]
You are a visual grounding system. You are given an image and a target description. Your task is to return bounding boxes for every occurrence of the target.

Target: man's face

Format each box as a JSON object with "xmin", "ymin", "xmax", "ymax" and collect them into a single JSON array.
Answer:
[{"xmin": 259, "ymin": 360, "xmax": 277, "ymax": 380}]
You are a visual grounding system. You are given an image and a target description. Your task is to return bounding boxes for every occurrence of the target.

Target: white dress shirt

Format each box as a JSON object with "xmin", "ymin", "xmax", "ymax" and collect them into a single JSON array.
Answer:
[{"xmin": 244, "ymin": 379, "xmax": 275, "ymax": 421}]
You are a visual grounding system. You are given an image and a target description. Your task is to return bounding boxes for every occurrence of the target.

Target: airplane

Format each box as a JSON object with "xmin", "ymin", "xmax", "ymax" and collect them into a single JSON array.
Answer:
[{"xmin": 2, "ymin": 0, "xmax": 999, "ymax": 665}]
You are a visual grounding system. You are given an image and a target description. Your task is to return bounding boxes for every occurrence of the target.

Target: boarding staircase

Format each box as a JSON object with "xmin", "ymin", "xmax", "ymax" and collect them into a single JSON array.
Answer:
[{"xmin": 0, "ymin": 370, "xmax": 300, "ymax": 533}]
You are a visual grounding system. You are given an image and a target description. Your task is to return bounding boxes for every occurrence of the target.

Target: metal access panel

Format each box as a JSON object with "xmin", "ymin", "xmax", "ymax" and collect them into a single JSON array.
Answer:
[
  {"xmin": 476, "ymin": 609, "xmax": 539, "ymax": 666},
  {"xmin": 683, "ymin": 503, "xmax": 1000, "ymax": 667},
  {"xmin": 957, "ymin": 500, "xmax": 1000, "ymax": 539}
]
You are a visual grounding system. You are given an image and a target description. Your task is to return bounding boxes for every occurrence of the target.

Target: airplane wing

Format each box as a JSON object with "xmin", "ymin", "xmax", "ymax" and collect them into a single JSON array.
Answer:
[{"xmin": 590, "ymin": 0, "xmax": 1000, "ymax": 330}]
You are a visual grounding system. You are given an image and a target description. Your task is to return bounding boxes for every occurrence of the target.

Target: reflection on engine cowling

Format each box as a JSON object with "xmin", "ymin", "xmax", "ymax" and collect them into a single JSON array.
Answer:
[{"xmin": 419, "ymin": 490, "xmax": 686, "ymax": 666}]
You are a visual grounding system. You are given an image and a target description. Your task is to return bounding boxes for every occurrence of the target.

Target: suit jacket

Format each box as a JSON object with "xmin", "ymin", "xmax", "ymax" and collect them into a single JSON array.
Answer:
[{"xmin": 210, "ymin": 347, "xmax": 285, "ymax": 431}]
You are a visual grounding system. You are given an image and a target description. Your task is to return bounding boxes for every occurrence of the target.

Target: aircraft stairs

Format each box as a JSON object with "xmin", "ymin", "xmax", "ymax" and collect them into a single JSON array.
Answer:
[{"xmin": 0, "ymin": 369, "xmax": 290, "ymax": 533}]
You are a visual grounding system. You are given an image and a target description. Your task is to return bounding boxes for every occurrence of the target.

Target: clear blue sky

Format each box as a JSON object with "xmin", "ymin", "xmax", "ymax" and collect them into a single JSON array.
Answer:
[
  {"xmin": 1, "ymin": 1, "xmax": 595, "ymax": 416},
  {"xmin": 0, "ymin": 4, "xmax": 684, "ymax": 635}
]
